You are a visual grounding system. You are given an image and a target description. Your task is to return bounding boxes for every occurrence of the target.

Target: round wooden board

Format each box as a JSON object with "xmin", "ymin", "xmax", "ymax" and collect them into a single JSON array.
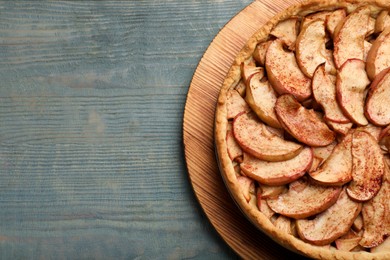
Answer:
[{"xmin": 183, "ymin": 0, "xmax": 309, "ymax": 259}]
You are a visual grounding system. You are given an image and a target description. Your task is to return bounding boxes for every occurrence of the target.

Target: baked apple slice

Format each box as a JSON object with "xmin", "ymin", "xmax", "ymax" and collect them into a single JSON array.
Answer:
[
  {"xmin": 359, "ymin": 164, "xmax": 390, "ymax": 248},
  {"xmin": 234, "ymin": 80, "xmax": 246, "ymax": 97},
  {"xmin": 296, "ymin": 188, "xmax": 362, "ymax": 246},
  {"xmin": 275, "ymin": 94, "xmax": 335, "ymax": 147},
  {"xmin": 365, "ymin": 67, "xmax": 390, "ymax": 126},
  {"xmin": 267, "ymin": 178, "xmax": 341, "ymax": 219},
  {"xmin": 233, "ymin": 112, "xmax": 302, "ymax": 161},
  {"xmin": 326, "ymin": 121, "xmax": 353, "ymax": 136},
  {"xmin": 309, "ymin": 131, "xmax": 353, "ymax": 186},
  {"xmin": 270, "ymin": 17, "xmax": 299, "ymax": 50},
  {"xmin": 336, "ymin": 59, "xmax": 370, "ymax": 126},
  {"xmin": 253, "ymin": 41, "xmax": 272, "ymax": 66},
  {"xmin": 226, "ymin": 128, "xmax": 242, "ymax": 161},
  {"xmin": 240, "ymin": 147, "xmax": 313, "ymax": 186},
  {"xmin": 326, "ymin": 8, "xmax": 347, "ymax": 37},
  {"xmin": 241, "ymin": 63, "xmax": 264, "ymax": 84},
  {"xmin": 258, "ymin": 184, "xmax": 287, "ymax": 199},
  {"xmin": 347, "ymin": 130, "xmax": 385, "ymax": 202},
  {"xmin": 237, "ymin": 175, "xmax": 255, "ymax": 202},
  {"xmin": 333, "ymin": 6, "xmax": 371, "ymax": 69},
  {"xmin": 375, "ymin": 10, "xmax": 390, "ymax": 34},
  {"xmin": 245, "ymin": 72, "xmax": 281, "ymax": 128},
  {"xmin": 312, "ymin": 64, "xmax": 350, "ymax": 123},
  {"xmin": 296, "ymin": 19, "xmax": 330, "ymax": 78},
  {"xmin": 366, "ymin": 27, "xmax": 390, "ymax": 80},
  {"xmin": 265, "ymin": 39, "xmax": 312, "ymax": 101},
  {"xmin": 379, "ymin": 124, "xmax": 390, "ymax": 151},
  {"xmin": 226, "ymin": 90, "xmax": 251, "ymax": 119},
  {"xmin": 335, "ymin": 230, "xmax": 362, "ymax": 252}
]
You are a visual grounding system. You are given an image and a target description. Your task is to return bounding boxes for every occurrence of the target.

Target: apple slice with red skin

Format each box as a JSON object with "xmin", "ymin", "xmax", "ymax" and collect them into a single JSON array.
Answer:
[
  {"xmin": 347, "ymin": 130, "xmax": 385, "ymax": 202},
  {"xmin": 237, "ymin": 176, "xmax": 255, "ymax": 203},
  {"xmin": 241, "ymin": 63, "xmax": 264, "ymax": 84},
  {"xmin": 266, "ymin": 39, "xmax": 312, "ymax": 101},
  {"xmin": 296, "ymin": 19, "xmax": 328, "ymax": 78},
  {"xmin": 336, "ymin": 59, "xmax": 370, "ymax": 126},
  {"xmin": 335, "ymin": 230, "xmax": 362, "ymax": 252},
  {"xmin": 326, "ymin": 9, "xmax": 347, "ymax": 37},
  {"xmin": 379, "ymin": 124, "xmax": 390, "ymax": 151},
  {"xmin": 226, "ymin": 129, "xmax": 242, "ymax": 161},
  {"xmin": 312, "ymin": 63, "xmax": 350, "ymax": 123},
  {"xmin": 258, "ymin": 184, "xmax": 287, "ymax": 199},
  {"xmin": 226, "ymin": 90, "xmax": 251, "ymax": 119},
  {"xmin": 375, "ymin": 10, "xmax": 390, "ymax": 34},
  {"xmin": 365, "ymin": 67, "xmax": 390, "ymax": 126},
  {"xmin": 267, "ymin": 178, "xmax": 341, "ymax": 219},
  {"xmin": 270, "ymin": 17, "xmax": 299, "ymax": 50},
  {"xmin": 233, "ymin": 112, "xmax": 302, "ymax": 161},
  {"xmin": 296, "ymin": 188, "xmax": 362, "ymax": 246},
  {"xmin": 253, "ymin": 41, "xmax": 272, "ymax": 66},
  {"xmin": 359, "ymin": 163, "xmax": 390, "ymax": 248},
  {"xmin": 333, "ymin": 6, "xmax": 371, "ymax": 69},
  {"xmin": 275, "ymin": 94, "xmax": 335, "ymax": 147},
  {"xmin": 309, "ymin": 131, "xmax": 353, "ymax": 186},
  {"xmin": 366, "ymin": 27, "xmax": 390, "ymax": 81},
  {"xmin": 245, "ymin": 72, "xmax": 281, "ymax": 128},
  {"xmin": 240, "ymin": 147, "xmax": 313, "ymax": 186}
]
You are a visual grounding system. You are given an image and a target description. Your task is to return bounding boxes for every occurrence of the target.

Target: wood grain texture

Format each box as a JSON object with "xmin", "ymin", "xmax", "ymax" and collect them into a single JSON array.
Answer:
[
  {"xmin": 0, "ymin": 1, "xmax": 259, "ymax": 259},
  {"xmin": 183, "ymin": 0, "xmax": 310, "ymax": 259}
]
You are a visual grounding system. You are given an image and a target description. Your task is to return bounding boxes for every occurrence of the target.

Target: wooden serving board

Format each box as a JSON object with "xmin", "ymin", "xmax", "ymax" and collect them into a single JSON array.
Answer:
[{"xmin": 183, "ymin": 0, "xmax": 310, "ymax": 259}]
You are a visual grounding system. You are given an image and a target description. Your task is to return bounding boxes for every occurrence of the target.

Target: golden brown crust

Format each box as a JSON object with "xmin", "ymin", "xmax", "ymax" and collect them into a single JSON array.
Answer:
[{"xmin": 215, "ymin": 0, "xmax": 390, "ymax": 259}]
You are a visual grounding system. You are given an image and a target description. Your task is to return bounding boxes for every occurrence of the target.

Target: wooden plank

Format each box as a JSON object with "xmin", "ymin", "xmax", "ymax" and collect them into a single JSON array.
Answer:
[{"xmin": 0, "ymin": 1, "xmax": 257, "ymax": 259}]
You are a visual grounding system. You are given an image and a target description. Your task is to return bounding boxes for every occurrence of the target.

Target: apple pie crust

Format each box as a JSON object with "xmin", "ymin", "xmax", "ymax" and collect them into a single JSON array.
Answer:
[{"xmin": 215, "ymin": 0, "xmax": 390, "ymax": 259}]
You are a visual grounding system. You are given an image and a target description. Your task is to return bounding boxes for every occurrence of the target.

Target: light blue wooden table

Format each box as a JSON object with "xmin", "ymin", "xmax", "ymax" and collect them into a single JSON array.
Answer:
[{"xmin": 0, "ymin": 1, "xmax": 258, "ymax": 259}]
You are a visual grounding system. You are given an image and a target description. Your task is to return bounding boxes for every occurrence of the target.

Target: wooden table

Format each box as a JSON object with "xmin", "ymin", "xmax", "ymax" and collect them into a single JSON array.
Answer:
[{"xmin": 0, "ymin": 1, "xmax": 308, "ymax": 259}]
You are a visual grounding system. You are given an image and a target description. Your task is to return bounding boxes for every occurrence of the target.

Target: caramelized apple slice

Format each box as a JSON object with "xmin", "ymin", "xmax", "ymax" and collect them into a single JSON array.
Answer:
[
  {"xmin": 333, "ymin": 6, "xmax": 371, "ymax": 68},
  {"xmin": 296, "ymin": 19, "xmax": 328, "ymax": 78},
  {"xmin": 366, "ymin": 27, "xmax": 390, "ymax": 80},
  {"xmin": 275, "ymin": 94, "xmax": 335, "ymax": 147},
  {"xmin": 233, "ymin": 112, "xmax": 302, "ymax": 161},
  {"xmin": 270, "ymin": 17, "xmax": 299, "ymax": 50},
  {"xmin": 240, "ymin": 147, "xmax": 313, "ymax": 186},
  {"xmin": 296, "ymin": 188, "xmax": 362, "ymax": 246},
  {"xmin": 226, "ymin": 90, "xmax": 251, "ymax": 119},
  {"xmin": 365, "ymin": 68, "xmax": 390, "ymax": 126},
  {"xmin": 267, "ymin": 178, "xmax": 341, "ymax": 219},
  {"xmin": 347, "ymin": 130, "xmax": 385, "ymax": 201},
  {"xmin": 359, "ymin": 164, "xmax": 390, "ymax": 248},
  {"xmin": 245, "ymin": 72, "xmax": 281, "ymax": 128},
  {"xmin": 309, "ymin": 131, "xmax": 353, "ymax": 186},
  {"xmin": 266, "ymin": 39, "xmax": 312, "ymax": 101},
  {"xmin": 336, "ymin": 59, "xmax": 370, "ymax": 126},
  {"xmin": 312, "ymin": 64, "xmax": 350, "ymax": 123}
]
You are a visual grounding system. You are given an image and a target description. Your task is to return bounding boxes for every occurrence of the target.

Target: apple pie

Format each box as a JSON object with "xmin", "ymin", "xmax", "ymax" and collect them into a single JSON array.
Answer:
[{"xmin": 214, "ymin": 0, "xmax": 390, "ymax": 258}]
